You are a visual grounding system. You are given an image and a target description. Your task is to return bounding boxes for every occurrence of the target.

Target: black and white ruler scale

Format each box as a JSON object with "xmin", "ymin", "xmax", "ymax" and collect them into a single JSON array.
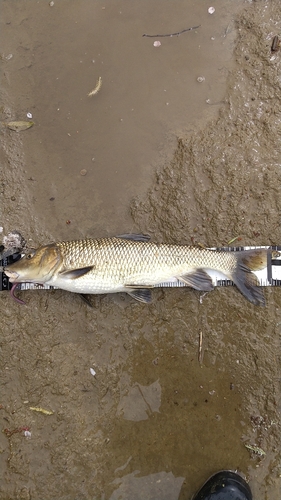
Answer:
[{"xmin": 1, "ymin": 245, "xmax": 281, "ymax": 292}]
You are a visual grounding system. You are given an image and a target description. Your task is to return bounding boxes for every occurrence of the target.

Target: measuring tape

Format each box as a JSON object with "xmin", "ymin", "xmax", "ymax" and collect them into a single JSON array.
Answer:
[{"xmin": 1, "ymin": 246, "xmax": 281, "ymax": 292}]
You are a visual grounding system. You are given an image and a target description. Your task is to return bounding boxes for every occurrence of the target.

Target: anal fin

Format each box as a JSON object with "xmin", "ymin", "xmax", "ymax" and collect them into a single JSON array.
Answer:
[
  {"xmin": 177, "ymin": 269, "xmax": 214, "ymax": 291},
  {"xmin": 127, "ymin": 288, "xmax": 152, "ymax": 304}
]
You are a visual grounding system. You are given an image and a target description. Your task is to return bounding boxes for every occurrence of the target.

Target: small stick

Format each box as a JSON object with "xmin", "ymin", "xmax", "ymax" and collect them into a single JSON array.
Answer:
[
  {"xmin": 88, "ymin": 77, "xmax": 102, "ymax": 97},
  {"xmin": 198, "ymin": 331, "xmax": 203, "ymax": 364},
  {"xmin": 199, "ymin": 292, "xmax": 208, "ymax": 304},
  {"xmin": 29, "ymin": 406, "xmax": 54, "ymax": 415},
  {"xmin": 227, "ymin": 236, "xmax": 240, "ymax": 245},
  {"xmin": 271, "ymin": 35, "xmax": 280, "ymax": 53},
  {"xmin": 143, "ymin": 25, "xmax": 201, "ymax": 38}
]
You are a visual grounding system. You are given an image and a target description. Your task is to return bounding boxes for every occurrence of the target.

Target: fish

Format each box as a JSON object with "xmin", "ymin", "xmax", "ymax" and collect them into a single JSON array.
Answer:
[{"xmin": 4, "ymin": 234, "xmax": 269, "ymax": 305}]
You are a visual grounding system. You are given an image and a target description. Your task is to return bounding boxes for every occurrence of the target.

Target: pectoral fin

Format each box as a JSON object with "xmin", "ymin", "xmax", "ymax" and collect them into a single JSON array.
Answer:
[
  {"xmin": 177, "ymin": 269, "xmax": 214, "ymax": 291},
  {"xmin": 127, "ymin": 288, "xmax": 152, "ymax": 303},
  {"xmin": 59, "ymin": 266, "xmax": 93, "ymax": 280}
]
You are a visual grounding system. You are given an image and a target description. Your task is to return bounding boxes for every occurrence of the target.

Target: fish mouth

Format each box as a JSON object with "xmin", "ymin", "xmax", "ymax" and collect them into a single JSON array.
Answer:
[{"xmin": 4, "ymin": 268, "xmax": 20, "ymax": 282}]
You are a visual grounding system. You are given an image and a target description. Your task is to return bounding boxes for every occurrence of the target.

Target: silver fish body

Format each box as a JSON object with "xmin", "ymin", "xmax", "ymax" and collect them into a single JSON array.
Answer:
[{"xmin": 4, "ymin": 235, "xmax": 268, "ymax": 305}]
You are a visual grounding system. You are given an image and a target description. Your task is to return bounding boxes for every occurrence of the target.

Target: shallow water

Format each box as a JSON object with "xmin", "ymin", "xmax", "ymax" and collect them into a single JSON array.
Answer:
[{"xmin": 1, "ymin": 1, "xmax": 281, "ymax": 499}]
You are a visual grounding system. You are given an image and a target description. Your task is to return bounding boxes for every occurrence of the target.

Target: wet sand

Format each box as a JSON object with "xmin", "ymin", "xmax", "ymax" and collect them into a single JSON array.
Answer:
[{"xmin": 1, "ymin": 1, "xmax": 281, "ymax": 499}]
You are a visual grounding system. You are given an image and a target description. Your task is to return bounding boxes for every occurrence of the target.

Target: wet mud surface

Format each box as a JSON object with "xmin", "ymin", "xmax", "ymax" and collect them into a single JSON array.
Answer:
[{"xmin": 1, "ymin": 1, "xmax": 281, "ymax": 499}]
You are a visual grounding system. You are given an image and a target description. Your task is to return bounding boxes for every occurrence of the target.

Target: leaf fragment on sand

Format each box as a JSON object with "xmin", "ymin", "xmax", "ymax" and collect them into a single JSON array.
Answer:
[
  {"xmin": 4, "ymin": 121, "xmax": 34, "ymax": 132},
  {"xmin": 245, "ymin": 444, "xmax": 266, "ymax": 456},
  {"xmin": 29, "ymin": 406, "xmax": 54, "ymax": 415}
]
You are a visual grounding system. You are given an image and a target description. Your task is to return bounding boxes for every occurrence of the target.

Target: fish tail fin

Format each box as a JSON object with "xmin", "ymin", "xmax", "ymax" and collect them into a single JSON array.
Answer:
[{"xmin": 230, "ymin": 249, "xmax": 269, "ymax": 306}]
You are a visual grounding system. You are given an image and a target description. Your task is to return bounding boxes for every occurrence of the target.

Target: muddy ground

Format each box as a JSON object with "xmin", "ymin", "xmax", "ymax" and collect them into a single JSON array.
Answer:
[{"xmin": 0, "ymin": 1, "xmax": 281, "ymax": 499}]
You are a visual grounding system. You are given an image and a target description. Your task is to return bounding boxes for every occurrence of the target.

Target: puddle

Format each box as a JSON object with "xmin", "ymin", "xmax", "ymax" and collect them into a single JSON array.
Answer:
[{"xmin": 1, "ymin": 0, "xmax": 241, "ymax": 239}]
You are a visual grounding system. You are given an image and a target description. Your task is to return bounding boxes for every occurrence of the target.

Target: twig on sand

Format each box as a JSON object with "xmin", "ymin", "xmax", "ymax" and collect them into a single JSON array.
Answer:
[
  {"xmin": 88, "ymin": 77, "xmax": 102, "ymax": 97},
  {"xmin": 143, "ymin": 25, "xmax": 201, "ymax": 38},
  {"xmin": 199, "ymin": 292, "xmax": 208, "ymax": 304},
  {"xmin": 198, "ymin": 331, "xmax": 203, "ymax": 364}
]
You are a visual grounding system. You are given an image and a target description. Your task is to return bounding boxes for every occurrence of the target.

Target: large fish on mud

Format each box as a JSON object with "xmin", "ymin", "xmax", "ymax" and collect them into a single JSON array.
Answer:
[{"xmin": 4, "ymin": 234, "xmax": 269, "ymax": 305}]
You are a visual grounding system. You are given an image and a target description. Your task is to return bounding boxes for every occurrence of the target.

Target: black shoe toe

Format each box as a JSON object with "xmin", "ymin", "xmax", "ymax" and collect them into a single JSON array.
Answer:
[{"xmin": 192, "ymin": 470, "xmax": 252, "ymax": 500}]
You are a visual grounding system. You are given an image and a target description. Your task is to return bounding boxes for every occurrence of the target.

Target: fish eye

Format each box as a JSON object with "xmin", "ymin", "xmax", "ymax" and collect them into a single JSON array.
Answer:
[{"xmin": 25, "ymin": 250, "xmax": 35, "ymax": 260}]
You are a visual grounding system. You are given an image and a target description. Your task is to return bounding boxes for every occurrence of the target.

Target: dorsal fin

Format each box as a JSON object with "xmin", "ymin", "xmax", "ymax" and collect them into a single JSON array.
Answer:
[{"xmin": 117, "ymin": 233, "xmax": 151, "ymax": 242}]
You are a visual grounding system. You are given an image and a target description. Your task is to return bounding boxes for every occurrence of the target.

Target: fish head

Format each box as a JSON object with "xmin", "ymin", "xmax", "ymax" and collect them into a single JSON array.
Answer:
[{"xmin": 4, "ymin": 244, "xmax": 63, "ymax": 283}]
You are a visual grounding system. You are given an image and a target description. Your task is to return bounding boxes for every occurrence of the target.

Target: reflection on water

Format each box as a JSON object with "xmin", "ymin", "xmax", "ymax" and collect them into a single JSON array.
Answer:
[
  {"xmin": 117, "ymin": 377, "xmax": 161, "ymax": 421},
  {"xmin": 110, "ymin": 470, "xmax": 184, "ymax": 500}
]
